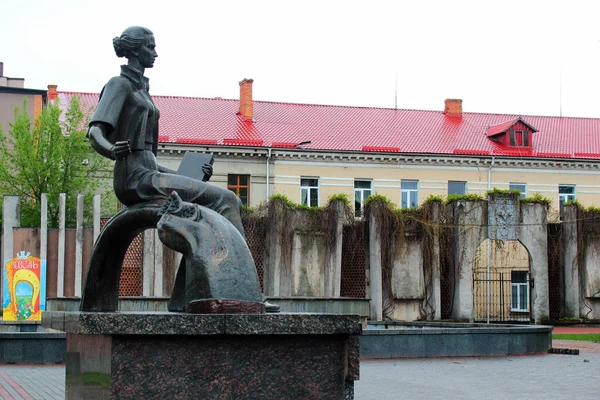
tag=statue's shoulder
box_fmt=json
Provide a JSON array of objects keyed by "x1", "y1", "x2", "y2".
[{"x1": 100, "y1": 75, "x2": 134, "y2": 98}]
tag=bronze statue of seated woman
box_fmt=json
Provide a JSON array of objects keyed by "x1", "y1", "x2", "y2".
[{"x1": 80, "y1": 26, "x2": 264, "y2": 314}]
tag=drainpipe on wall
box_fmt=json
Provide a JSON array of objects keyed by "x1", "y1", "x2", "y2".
[
  {"x1": 266, "y1": 148, "x2": 272, "y2": 200},
  {"x1": 486, "y1": 156, "x2": 495, "y2": 324}
]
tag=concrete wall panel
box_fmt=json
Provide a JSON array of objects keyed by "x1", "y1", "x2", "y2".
[
  {"x1": 291, "y1": 232, "x2": 326, "y2": 296},
  {"x1": 391, "y1": 240, "x2": 424, "y2": 300}
]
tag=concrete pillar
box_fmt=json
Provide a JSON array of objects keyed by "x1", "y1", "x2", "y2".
[
  {"x1": 40, "y1": 194, "x2": 48, "y2": 304},
  {"x1": 57, "y1": 193, "x2": 66, "y2": 297},
  {"x1": 432, "y1": 202, "x2": 442, "y2": 320},
  {"x1": 2, "y1": 196, "x2": 20, "y2": 310},
  {"x1": 74, "y1": 194, "x2": 84, "y2": 297},
  {"x1": 143, "y1": 230, "x2": 155, "y2": 297},
  {"x1": 277, "y1": 209, "x2": 295, "y2": 298},
  {"x1": 519, "y1": 203, "x2": 550, "y2": 324},
  {"x1": 153, "y1": 230, "x2": 164, "y2": 297},
  {"x1": 264, "y1": 201, "x2": 284, "y2": 297},
  {"x1": 452, "y1": 200, "x2": 486, "y2": 322},
  {"x1": 93, "y1": 194, "x2": 101, "y2": 245},
  {"x1": 325, "y1": 200, "x2": 344, "y2": 297},
  {"x1": 583, "y1": 238, "x2": 600, "y2": 312},
  {"x1": 562, "y1": 205, "x2": 581, "y2": 317},
  {"x1": 369, "y1": 211, "x2": 383, "y2": 321}
]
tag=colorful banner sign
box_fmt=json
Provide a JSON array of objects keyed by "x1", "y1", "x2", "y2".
[{"x1": 2, "y1": 251, "x2": 46, "y2": 321}]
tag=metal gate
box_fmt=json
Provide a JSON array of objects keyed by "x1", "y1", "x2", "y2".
[{"x1": 473, "y1": 272, "x2": 530, "y2": 323}]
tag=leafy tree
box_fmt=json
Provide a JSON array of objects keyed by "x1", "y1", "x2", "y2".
[{"x1": 0, "y1": 96, "x2": 113, "y2": 227}]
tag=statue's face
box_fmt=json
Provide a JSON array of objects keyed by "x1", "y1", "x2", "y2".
[{"x1": 138, "y1": 35, "x2": 158, "y2": 68}]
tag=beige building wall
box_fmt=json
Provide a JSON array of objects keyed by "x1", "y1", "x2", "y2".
[
  {"x1": 157, "y1": 146, "x2": 600, "y2": 214},
  {"x1": 271, "y1": 157, "x2": 600, "y2": 214},
  {"x1": 0, "y1": 92, "x2": 38, "y2": 131}
]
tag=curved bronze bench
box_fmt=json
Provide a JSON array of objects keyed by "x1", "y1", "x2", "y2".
[
  {"x1": 80, "y1": 201, "x2": 166, "y2": 312},
  {"x1": 80, "y1": 194, "x2": 265, "y2": 314}
]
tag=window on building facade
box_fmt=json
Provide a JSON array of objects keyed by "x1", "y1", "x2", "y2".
[
  {"x1": 301, "y1": 177, "x2": 319, "y2": 207},
  {"x1": 509, "y1": 130, "x2": 530, "y2": 147},
  {"x1": 509, "y1": 183, "x2": 527, "y2": 199},
  {"x1": 401, "y1": 180, "x2": 418, "y2": 209},
  {"x1": 448, "y1": 181, "x2": 466, "y2": 196},
  {"x1": 511, "y1": 271, "x2": 529, "y2": 312},
  {"x1": 227, "y1": 174, "x2": 250, "y2": 207},
  {"x1": 354, "y1": 180, "x2": 372, "y2": 217},
  {"x1": 558, "y1": 185, "x2": 576, "y2": 210}
]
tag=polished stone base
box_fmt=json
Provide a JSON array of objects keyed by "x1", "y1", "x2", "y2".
[
  {"x1": 185, "y1": 298, "x2": 265, "y2": 314},
  {"x1": 362, "y1": 321, "x2": 553, "y2": 358},
  {"x1": 0, "y1": 331, "x2": 65, "y2": 364},
  {"x1": 42, "y1": 311, "x2": 360, "y2": 400}
]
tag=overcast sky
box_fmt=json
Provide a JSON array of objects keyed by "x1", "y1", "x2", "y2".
[{"x1": 3, "y1": 0, "x2": 600, "y2": 118}]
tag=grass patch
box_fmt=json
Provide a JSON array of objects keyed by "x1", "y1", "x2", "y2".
[
  {"x1": 66, "y1": 372, "x2": 111, "y2": 388},
  {"x1": 552, "y1": 334, "x2": 600, "y2": 343}
]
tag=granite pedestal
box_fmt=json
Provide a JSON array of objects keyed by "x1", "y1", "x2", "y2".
[{"x1": 42, "y1": 311, "x2": 360, "y2": 399}]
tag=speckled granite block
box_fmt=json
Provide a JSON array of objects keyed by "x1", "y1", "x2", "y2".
[
  {"x1": 347, "y1": 334, "x2": 360, "y2": 380},
  {"x1": 225, "y1": 313, "x2": 362, "y2": 335},
  {"x1": 49, "y1": 311, "x2": 226, "y2": 335},
  {"x1": 112, "y1": 335, "x2": 346, "y2": 399},
  {"x1": 43, "y1": 311, "x2": 361, "y2": 399}
]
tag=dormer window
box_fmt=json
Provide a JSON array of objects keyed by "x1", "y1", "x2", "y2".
[
  {"x1": 509, "y1": 130, "x2": 530, "y2": 147},
  {"x1": 487, "y1": 118, "x2": 537, "y2": 149}
]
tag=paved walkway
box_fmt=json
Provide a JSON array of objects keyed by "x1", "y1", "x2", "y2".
[
  {"x1": 0, "y1": 365, "x2": 64, "y2": 400},
  {"x1": 552, "y1": 326, "x2": 600, "y2": 334},
  {"x1": 0, "y1": 328, "x2": 598, "y2": 400},
  {"x1": 355, "y1": 339, "x2": 600, "y2": 400}
]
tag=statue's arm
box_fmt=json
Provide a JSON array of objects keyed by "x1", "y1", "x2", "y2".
[
  {"x1": 88, "y1": 123, "x2": 131, "y2": 161},
  {"x1": 88, "y1": 78, "x2": 131, "y2": 161},
  {"x1": 158, "y1": 163, "x2": 178, "y2": 174}
]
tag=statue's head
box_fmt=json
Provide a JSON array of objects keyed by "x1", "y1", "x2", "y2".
[{"x1": 113, "y1": 26, "x2": 157, "y2": 69}]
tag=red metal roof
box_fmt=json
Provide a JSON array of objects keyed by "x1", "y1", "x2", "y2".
[{"x1": 59, "y1": 91, "x2": 600, "y2": 160}]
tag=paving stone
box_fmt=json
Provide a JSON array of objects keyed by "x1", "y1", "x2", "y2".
[{"x1": 0, "y1": 339, "x2": 598, "y2": 400}]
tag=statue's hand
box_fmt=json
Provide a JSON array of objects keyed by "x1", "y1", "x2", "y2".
[
  {"x1": 202, "y1": 163, "x2": 213, "y2": 182},
  {"x1": 112, "y1": 140, "x2": 131, "y2": 161}
]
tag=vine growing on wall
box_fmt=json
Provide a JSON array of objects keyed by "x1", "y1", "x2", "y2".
[
  {"x1": 418, "y1": 197, "x2": 442, "y2": 320},
  {"x1": 240, "y1": 188, "x2": 565, "y2": 322},
  {"x1": 241, "y1": 193, "x2": 354, "y2": 294},
  {"x1": 364, "y1": 195, "x2": 401, "y2": 319},
  {"x1": 441, "y1": 194, "x2": 491, "y2": 319},
  {"x1": 364, "y1": 195, "x2": 443, "y2": 320},
  {"x1": 572, "y1": 203, "x2": 600, "y2": 318}
]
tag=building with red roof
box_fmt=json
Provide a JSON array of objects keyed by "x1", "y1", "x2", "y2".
[
  {"x1": 6, "y1": 73, "x2": 600, "y2": 324},
  {"x1": 55, "y1": 79, "x2": 600, "y2": 216}
]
